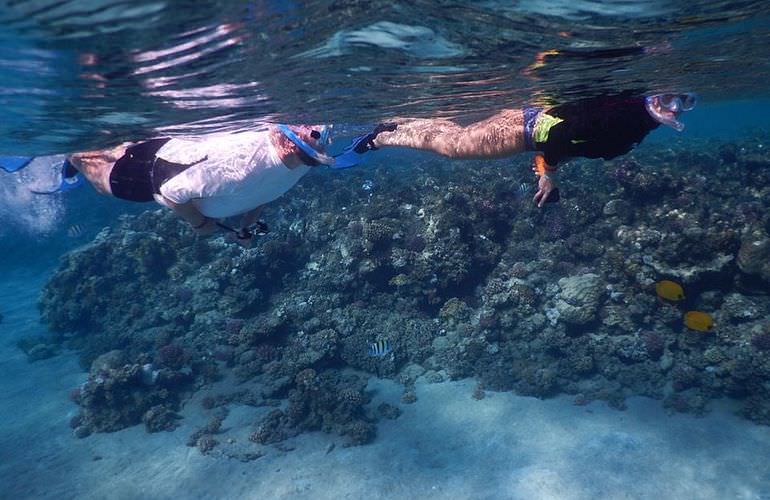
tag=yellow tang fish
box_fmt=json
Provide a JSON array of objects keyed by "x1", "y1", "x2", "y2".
[
  {"x1": 655, "y1": 280, "x2": 685, "y2": 301},
  {"x1": 684, "y1": 311, "x2": 714, "y2": 332}
]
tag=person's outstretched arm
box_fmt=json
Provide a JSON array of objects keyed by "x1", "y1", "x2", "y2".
[{"x1": 372, "y1": 109, "x2": 528, "y2": 159}]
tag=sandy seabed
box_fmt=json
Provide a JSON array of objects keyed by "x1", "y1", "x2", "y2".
[{"x1": 2, "y1": 269, "x2": 769, "y2": 500}]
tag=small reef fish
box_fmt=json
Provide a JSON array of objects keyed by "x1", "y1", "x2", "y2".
[
  {"x1": 516, "y1": 182, "x2": 530, "y2": 197},
  {"x1": 684, "y1": 311, "x2": 714, "y2": 332},
  {"x1": 655, "y1": 280, "x2": 685, "y2": 301},
  {"x1": 367, "y1": 339, "x2": 392, "y2": 357},
  {"x1": 67, "y1": 224, "x2": 84, "y2": 238}
]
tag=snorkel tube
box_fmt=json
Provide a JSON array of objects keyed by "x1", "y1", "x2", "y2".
[
  {"x1": 645, "y1": 93, "x2": 697, "y2": 131},
  {"x1": 277, "y1": 124, "x2": 335, "y2": 166}
]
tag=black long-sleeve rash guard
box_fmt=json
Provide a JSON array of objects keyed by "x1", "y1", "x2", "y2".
[{"x1": 535, "y1": 95, "x2": 660, "y2": 167}]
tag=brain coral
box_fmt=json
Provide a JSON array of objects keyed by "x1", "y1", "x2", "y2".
[
  {"x1": 554, "y1": 273, "x2": 604, "y2": 324},
  {"x1": 737, "y1": 232, "x2": 770, "y2": 283}
]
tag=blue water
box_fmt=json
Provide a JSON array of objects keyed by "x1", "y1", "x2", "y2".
[
  {"x1": 1, "y1": 0, "x2": 769, "y2": 154},
  {"x1": 2, "y1": 1, "x2": 770, "y2": 499}
]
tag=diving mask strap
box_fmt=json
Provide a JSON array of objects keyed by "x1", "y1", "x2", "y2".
[{"x1": 277, "y1": 124, "x2": 334, "y2": 166}]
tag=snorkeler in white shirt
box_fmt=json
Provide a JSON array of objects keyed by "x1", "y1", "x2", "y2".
[{"x1": 55, "y1": 124, "x2": 333, "y2": 245}]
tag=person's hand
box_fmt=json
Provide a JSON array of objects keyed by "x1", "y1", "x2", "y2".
[
  {"x1": 355, "y1": 122, "x2": 398, "y2": 152},
  {"x1": 222, "y1": 222, "x2": 267, "y2": 248},
  {"x1": 225, "y1": 230, "x2": 253, "y2": 248},
  {"x1": 531, "y1": 154, "x2": 559, "y2": 207},
  {"x1": 533, "y1": 174, "x2": 556, "y2": 208},
  {"x1": 192, "y1": 218, "x2": 218, "y2": 236}
]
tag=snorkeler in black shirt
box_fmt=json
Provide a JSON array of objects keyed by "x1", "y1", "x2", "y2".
[
  {"x1": 336, "y1": 93, "x2": 696, "y2": 207},
  {"x1": 535, "y1": 95, "x2": 664, "y2": 167}
]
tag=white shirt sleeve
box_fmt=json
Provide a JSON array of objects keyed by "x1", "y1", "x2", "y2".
[{"x1": 158, "y1": 168, "x2": 206, "y2": 204}]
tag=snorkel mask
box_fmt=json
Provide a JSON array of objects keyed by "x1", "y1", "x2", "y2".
[
  {"x1": 277, "y1": 124, "x2": 335, "y2": 166},
  {"x1": 645, "y1": 93, "x2": 697, "y2": 131}
]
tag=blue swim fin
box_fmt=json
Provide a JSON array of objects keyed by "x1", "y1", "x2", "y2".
[
  {"x1": 30, "y1": 158, "x2": 84, "y2": 195},
  {"x1": 331, "y1": 123, "x2": 397, "y2": 169},
  {"x1": 332, "y1": 134, "x2": 374, "y2": 169},
  {"x1": 0, "y1": 156, "x2": 34, "y2": 173}
]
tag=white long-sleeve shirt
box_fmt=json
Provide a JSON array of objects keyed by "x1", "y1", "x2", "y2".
[{"x1": 156, "y1": 130, "x2": 309, "y2": 218}]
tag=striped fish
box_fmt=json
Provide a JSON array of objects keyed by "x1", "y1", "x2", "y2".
[
  {"x1": 67, "y1": 224, "x2": 84, "y2": 238},
  {"x1": 516, "y1": 182, "x2": 530, "y2": 197},
  {"x1": 367, "y1": 339, "x2": 392, "y2": 357}
]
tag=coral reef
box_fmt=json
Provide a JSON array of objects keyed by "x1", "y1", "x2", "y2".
[
  {"x1": 553, "y1": 273, "x2": 604, "y2": 325},
  {"x1": 188, "y1": 413, "x2": 226, "y2": 455},
  {"x1": 737, "y1": 231, "x2": 770, "y2": 283},
  {"x1": 250, "y1": 369, "x2": 375, "y2": 447},
  {"x1": 37, "y1": 133, "x2": 770, "y2": 446},
  {"x1": 68, "y1": 350, "x2": 192, "y2": 437}
]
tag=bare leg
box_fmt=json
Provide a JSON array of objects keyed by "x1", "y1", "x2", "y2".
[
  {"x1": 68, "y1": 143, "x2": 132, "y2": 195},
  {"x1": 373, "y1": 109, "x2": 527, "y2": 159}
]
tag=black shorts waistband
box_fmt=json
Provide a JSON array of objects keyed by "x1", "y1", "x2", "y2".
[
  {"x1": 109, "y1": 138, "x2": 171, "y2": 202},
  {"x1": 523, "y1": 107, "x2": 542, "y2": 151}
]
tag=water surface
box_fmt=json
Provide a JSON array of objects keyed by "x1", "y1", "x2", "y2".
[{"x1": 1, "y1": 0, "x2": 768, "y2": 153}]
